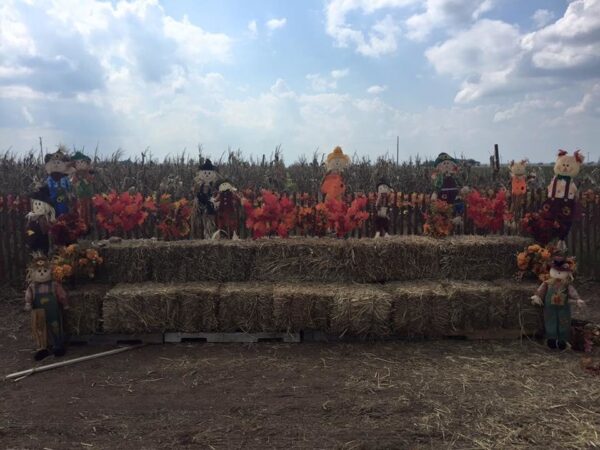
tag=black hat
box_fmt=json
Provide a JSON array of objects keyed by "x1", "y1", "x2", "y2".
[
  {"x1": 376, "y1": 179, "x2": 391, "y2": 190},
  {"x1": 30, "y1": 186, "x2": 52, "y2": 205},
  {"x1": 199, "y1": 159, "x2": 216, "y2": 171},
  {"x1": 551, "y1": 252, "x2": 574, "y2": 273}
]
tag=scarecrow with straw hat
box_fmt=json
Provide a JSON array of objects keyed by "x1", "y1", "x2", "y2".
[
  {"x1": 70, "y1": 151, "x2": 95, "y2": 228},
  {"x1": 374, "y1": 179, "x2": 393, "y2": 238},
  {"x1": 321, "y1": 146, "x2": 350, "y2": 201},
  {"x1": 213, "y1": 180, "x2": 241, "y2": 239},
  {"x1": 531, "y1": 252, "x2": 586, "y2": 350},
  {"x1": 24, "y1": 253, "x2": 69, "y2": 361}
]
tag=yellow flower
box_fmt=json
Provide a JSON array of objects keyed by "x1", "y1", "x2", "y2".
[{"x1": 66, "y1": 244, "x2": 78, "y2": 255}]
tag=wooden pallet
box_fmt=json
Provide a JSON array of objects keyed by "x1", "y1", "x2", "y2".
[
  {"x1": 68, "y1": 333, "x2": 164, "y2": 346},
  {"x1": 163, "y1": 332, "x2": 301, "y2": 344}
]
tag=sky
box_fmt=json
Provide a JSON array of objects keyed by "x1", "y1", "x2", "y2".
[{"x1": 1, "y1": 0, "x2": 599, "y2": 164}]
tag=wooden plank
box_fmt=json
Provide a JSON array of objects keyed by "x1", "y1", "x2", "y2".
[{"x1": 163, "y1": 332, "x2": 301, "y2": 344}]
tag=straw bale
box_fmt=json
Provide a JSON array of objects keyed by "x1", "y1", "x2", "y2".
[
  {"x1": 272, "y1": 283, "x2": 338, "y2": 332},
  {"x1": 445, "y1": 281, "x2": 499, "y2": 332},
  {"x1": 218, "y1": 283, "x2": 275, "y2": 332},
  {"x1": 98, "y1": 243, "x2": 150, "y2": 283},
  {"x1": 103, "y1": 282, "x2": 183, "y2": 333},
  {"x1": 385, "y1": 282, "x2": 448, "y2": 338},
  {"x1": 349, "y1": 236, "x2": 442, "y2": 282},
  {"x1": 330, "y1": 284, "x2": 392, "y2": 338},
  {"x1": 252, "y1": 238, "x2": 352, "y2": 282},
  {"x1": 64, "y1": 284, "x2": 108, "y2": 335},
  {"x1": 175, "y1": 283, "x2": 220, "y2": 332},
  {"x1": 439, "y1": 236, "x2": 531, "y2": 281},
  {"x1": 493, "y1": 280, "x2": 543, "y2": 334}
]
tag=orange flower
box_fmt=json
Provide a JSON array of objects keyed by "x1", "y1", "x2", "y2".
[
  {"x1": 79, "y1": 258, "x2": 89, "y2": 266},
  {"x1": 528, "y1": 244, "x2": 541, "y2": 253},
  {"x1": 62, "y1": 264, "x2": 73, "y2": 277}
]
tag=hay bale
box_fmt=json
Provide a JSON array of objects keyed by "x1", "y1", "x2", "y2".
[
  {"x1": 445, "y1": 281, "x2": 499, "y2": 332},
  {"x1": 493, "y1": 280, "x2": 543, "y2": 334},
  {"x1": 175, "y1": 283, "x2": 220, "y2": 332},
  {"x1": 252, "y1": 238, "x2": 353, "y2": 282},
  {"x1": 103, "y1": 282, "x2": 183, "y2": 333},
  {"x1": 385, "y1": 282, "x2": 448, "y2": 338},
  {"x1": 218, "y1": 283, "x2": 275, "y2": 332},
  {"x1": 64, "y1": 284, "x2": 108, "y2": 335},
  {"x1": 350, "y1": 236, "x2": 442, "y2": 283},
  {"x1": 148, "y1": 240, "x2": 255, "y2": 283},
  {"x1": 98, "y1": 242, "x2": 150, "y2": 283},
  {"x1": 272, "y1": 283, "x2": 338, "y2": 332},
  {"x1": 330, "y1": 285, "x2": 392, "y2": 338},
  {"x1": 439, "y1": 236, "x2": 531, "y2": 281}
]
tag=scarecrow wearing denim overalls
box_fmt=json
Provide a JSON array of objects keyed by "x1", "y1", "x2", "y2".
[
  {"x1": 44, "y1": 149, "x2": 73, "y2": 217},
  {"x1": 24, "y1": 255, "x2": 69, "y2": 361},
  {"x1": 531, "y1": 253, "x2": 585, "y2": 350}
]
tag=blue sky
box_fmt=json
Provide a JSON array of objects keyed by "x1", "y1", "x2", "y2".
[{"x1": 1, "y1": 0, "x2": 599, "y2": 163}]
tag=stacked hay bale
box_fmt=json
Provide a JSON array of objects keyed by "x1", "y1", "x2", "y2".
[{"x1": 77, "y1": 235, "x2": 542, "y2": 339}]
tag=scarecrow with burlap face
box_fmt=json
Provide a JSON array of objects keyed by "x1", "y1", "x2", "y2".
[
  {"x1": 321, "y1": 146, "x2": 350, "y2": 201},
  {"x1": 214, "y1": 180, "x2": 241, "y2": 239},
  {"x1": 70, "y1": 151, "x2": 95, "y2": 228},
  {"x1": 531, "y1": 252, "x2": 585, "y2": 351},
  {"x1": 44, "y1": 148, "x2": 73, "y2": 217},
  {"x1": 191, "y1": 159, "x2": 219, "y2": 239},
  {"x1": 24, "y1": 254, "x2": 69, "y2": 361},
  {"x1": 431, "y1": 152, "x2": 460, "y2": 204},
  {"x1": 26, "y1": 186, "x2": 56, "y2": 255}
]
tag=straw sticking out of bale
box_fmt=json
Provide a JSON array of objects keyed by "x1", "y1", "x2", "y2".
[
  {"x1": 217, "y1": 283, "x2": 274, "y2": 332},
  {"x1": 273, "y1": 283, "x2": 337, "y2": 332},
  {"x1": 64, "y1": 285, "x2": 108, "y2": 335},
  {"x1": 176, "y1": 283, "x2": 220, "y2": 332},
  {"x1": 330, "y1": 285, "x2": 392, "y2": 338},
  {"x1": 493, "y1": 280, "x2": 543, "y2": 334}
]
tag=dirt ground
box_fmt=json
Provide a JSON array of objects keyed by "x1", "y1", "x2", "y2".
[{"x1": 1, "y1": 284, "x2": 600, "y2": 450}]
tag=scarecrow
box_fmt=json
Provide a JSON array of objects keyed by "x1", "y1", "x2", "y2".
[
  {"x1": 45, "y1": 149, "x2": 73, "y2": 217},
  {"x1": 541, "y1": 150, "x2": 584, "y2": 248},
  {"x1": 431, "y1": 152, "x2": 460, "y2": 204},
  {"x1": 531, "y1": 253, "x2": 585, "y2": 350},
  {"x1": 321, "y1": 146, "x2": 350, "y2": 201},
  {"x1": 24, "y1": 254, "x2": 69, "y2": 360},
  {"x1": 70, "y1": 151, "x2": 95, "y2": 228},
  {"x1": 191, "y1": 159, "x2": 219, "y2": 239},
  {"x1": 214, "y1": 180, "x2": 241, "y2": 239},
  {"x1": 374, "y1": 179, "x2": 393, "y2": 238},
  {"x1": 509, "y1": 159, "x2": 528, "y2": 217},
  {"x1": 25, "y1": 186, "x2": 56, "y2": 255}
]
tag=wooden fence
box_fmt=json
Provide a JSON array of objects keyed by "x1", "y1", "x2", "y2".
[{"x1": 1, "y1": 189, "x2": 599, "y2": 286}]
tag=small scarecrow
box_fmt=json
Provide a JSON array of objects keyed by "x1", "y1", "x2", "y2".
[
  {"x1": 24, "y1": 254, "x2": 69, "y2": 360},
  {"x1": 214, "y1": 180, "x2": 241, "y2": 239},
  {"x1": 374, "y1": 179, "x2": 393, "y2": 238},
  {"x1": 25, "y1": 186, "x2": 56, "y2": 255},
  {"x1": 431, "y1": 152, "x2": 460, "y2": 204},
  {"x1": 191, "y1": 159, "x2": 219, "y2": 239},
  {"x1": 531, "y1": 253, "x2": 585, "y2": 351},
  {"x1": 321, "y1": 146, "x2": 350, "y2": 201},
  {"x1": 541, "y1": 150, "x2": 584, "y2": 248},
  {"x1": 45, "y1": 148, "x2": 73, "y2": 217},
  {"x1": 509, "y1": 159, "x2": 528, "y2": 217},
  {"x1": 70, "y1": 151, "x2": 95, "y2": 228}
]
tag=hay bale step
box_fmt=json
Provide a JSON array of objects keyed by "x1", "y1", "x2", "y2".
[
  {"x1": 97, "y1": 236, "x2": 531, "y2": 284},
  {"x1": 99, "y1": 280, "x2": 542, "y2": 338}
]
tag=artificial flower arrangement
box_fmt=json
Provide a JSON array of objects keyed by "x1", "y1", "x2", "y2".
[
  {"x1": 92, "y1": 190, "x2": 156, "y2": 235},
  {"x1": 155, "y1": 194, "x2": 192, "y2": 240},
  {"x1": 423, "y1": 199, "x2": 453, "y2": 238},
  {"x1": 520, "y1": 212, "x2": 557, "y2": 246},
  {"x1": 49, "y1": 212, "x2": 89, "y2": 246},
  {"x1": 515, "y1": 243, "x2": 559, "y2": 282},
  {"x1": 317, "y1": 196, "x2": 369, "y2": 238},
  {"x1": 465, "y1": 189, "x2": 512, "y2": 233},
  {"x1": 243, "y1": 190, "x2": 297, "y2": 238},
  {"x1": 52, "y1": 243, "x2": 104, "y2": 283}
]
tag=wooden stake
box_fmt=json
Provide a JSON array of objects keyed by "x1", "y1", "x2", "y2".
[{"x1": 5, "y1": 345, "x2": 143, "y2": 381}]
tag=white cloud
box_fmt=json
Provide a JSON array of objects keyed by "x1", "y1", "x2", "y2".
[
  {"x1": 493, "y1": 96, "x2": 563, "y2": 123},
  {"x1": 325, "y1": 0, "x2": 413, "y2": 57},
  {"x1": 532, "y1": 9, "x2": 555, "y2": 29},
  {"x1": 248, "y1": 20, "x2": 258, "y2": 37},
  {"x1": 426, "y1": 0, "x2": 600, "y2": 104},
  {"x1": 306, "y1": 73, "x2": 337, "y2": 92},
  {"x1": 367, "y1": 85, "x2": 387, "y2": 94},
  {"x1": 566, "y1": 83, "x2": 600, "y2": 116},
  {"x1": 21, "y1": 106, "x2": 34, "y2": 124},
  {"x1": 406, "y1": 0, "x2": 494, "y2": 41},
  {"x1": 331, "y1": 68, "x2": 349, "y2": 79},
  {"x1": 266, "y1": 18, "x2": 287, "y2": 31}
]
